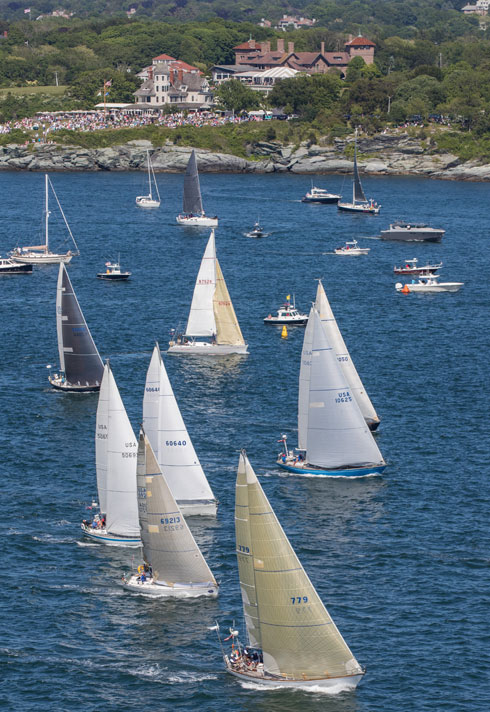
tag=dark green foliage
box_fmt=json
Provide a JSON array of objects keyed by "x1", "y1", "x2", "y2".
[{"x1": 214, "y1": 79, "x2": 261, "y2": 112}]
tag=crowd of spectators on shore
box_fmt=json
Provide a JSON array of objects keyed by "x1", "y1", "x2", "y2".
[{"x1": 0, "y1": 109, "x2": 252, "y2": 137}]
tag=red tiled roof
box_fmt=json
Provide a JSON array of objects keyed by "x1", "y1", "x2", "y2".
[
  {"x1": 323, "y1": 52, "x2": 350, "y2": 64},
  {"x1": 234, "y1": 41, "x2": 260, "y2": 51},
  {"x1": 345, "y1": 36, "x2": 376, "y2": 47},
  {"x1": 153, "y1": 53, "x2": 176, "y2": 60},
  {"x1": 170, "y1": 60, "x2": 201, "y2": 73}
]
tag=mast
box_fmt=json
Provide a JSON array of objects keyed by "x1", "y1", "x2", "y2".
[
  {"x1": 147, "y1": 150, "x2": 152, "y2": 199},
  {"x1": 44, "y1": 174, "x2": 50, "y2": 253}
]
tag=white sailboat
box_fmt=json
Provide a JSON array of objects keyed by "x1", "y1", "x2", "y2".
[
  {"x1": 122, "y1": 430, "x2": 219, "y2": 598},
  {"x1": 143, "y1": 343, "x2": 217, "y2": 516},
  {"x1": 136, "y1": 150, "x2": 161, "y2": 208},
  {"x1": 313, "y1": 280, "x2": 380, "y2": 430},
  {"x1": 10, "y1": 174, "x2": 79, "y2": 264},
  {"x1": 278, "y1": 307, "x2": 386, "y2": 477},
  {"x1": 168, "y1": 229, "x2": 248, "y2": 355},
  {"x1": 176, "y1": 150, "x2": 218, "y2": 227},
  {"x1": 222, "y1": 451, "x2": 365, "y2": 690},
  {"x1": 49, "y1": 263, "x2": 104, "y2": 391},
  {"x1": 337, "y1": 129, "x2": 380, "y2": 215},
  {"x1": 81, "y1": 362, "x2": 141, "y2": 546}
]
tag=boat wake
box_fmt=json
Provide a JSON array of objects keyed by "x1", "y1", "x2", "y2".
[
  {"x1": 237, "y1": 680, "x2": 354, "y2": 694},
  {"x1": 167, "y1": 672, "x2": 218, "y2": 684}
]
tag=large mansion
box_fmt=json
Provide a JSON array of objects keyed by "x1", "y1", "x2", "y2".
[{"x1": 134, "y1": 53, "x2": 213, "y2": 109}]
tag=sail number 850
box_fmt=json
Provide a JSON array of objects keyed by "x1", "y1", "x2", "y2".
[{"x1": 291, "y1": 596, "x2": 308, "y2": 604}]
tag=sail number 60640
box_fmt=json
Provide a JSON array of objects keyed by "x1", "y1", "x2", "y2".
[{"x1": 165, "y1": 440, "x2": 187, "y2": 446}]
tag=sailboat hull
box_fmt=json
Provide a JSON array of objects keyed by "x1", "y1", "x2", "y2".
[
  {"x1": 136, "y1": 196, "x2": 160, "y2": 208},
  {"x1": 12, "y1": 252, "x2": 73, "y2": 264},
  {"x1": 179, "y1": 500, "x2": 218, "y2": 517},
  {"x1": 176, "y1": 214, "x2": 218, "y2": 227},
  {"x1": 122, "y1": 575, "x2": 218, "y2": 598},
  {"x1": 81, "y1": 524, "x2": 141, "y2": 547},
  {"x1": 226, "y1": 663, "x2": 364, "y2": 690},
  {"x1": 49, "y1": 375, "x2": 100, "y2": 392},
  {"x1": 168, "y1": 341, "x2": 248, "y2": 356},
  {"x1": 277, "y1": 459, "x2": 386, "y2": 477},
  {"x1": 337, "y1": 202, "x2": 380, "y2": 214}
]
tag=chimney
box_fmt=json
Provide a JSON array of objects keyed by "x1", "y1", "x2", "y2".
[
  {"x1": 261, "y1": 40, "x2": 271, "y2": 53},
  {"x1": 277, "y1": 38, "x2": 285, "y2": 53},
  {"x1": 288, "y1": 41, "x2": 294, "y2": 53},
  {"x1": 321, "y1": 41, "x2": 325, "y2": 55},
  {"x1": 178, "y1": 68, "x2": 183, "y2": 82},
  {"x1": 170, "y1": 68, "x2": 174, "y2": 84},
  {"x1": 148, "y1": 66, "x2": 153, "y2": 80}
]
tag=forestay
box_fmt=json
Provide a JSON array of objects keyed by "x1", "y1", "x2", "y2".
[
  {"x1": 142, "y1": 344, "x2": 216, "y2": 509},
  {"x1": 182, "y1": 150, "x2": 203, "y2": 215},
  {"x1": 185, "y1": 230, "x2": 217, "y2": 337},
  {"x1": 136, "y1": 432, "x2": 216, "y2": 587},
  {"x1": 213, "y1": 260, "x2": 245, "y2": 346},
  {"x1": 237, "y1": 451, "x2": 363, "y2": 679},
  {"x1": 56, "y1": 263, "x2": 104, "y2": 387},
  {"x1": 306, "y1": 309, "x2": 384, "y2": 469}
]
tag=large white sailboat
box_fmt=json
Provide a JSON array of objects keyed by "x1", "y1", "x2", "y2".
[
  {"x1": 49, "y1": 263, "x2": 104, "y2": 392},
  {"x1": 143, "y1": 343, "x2": 217, "y2": 516},
  {"x1": 10, "y1": 174, "x2": 79, "y2": 264},
  {"x1": 81, "y1": 362, "x2": 141, "y2": 546},
  {"x1": 278, "y1": 307, "x2": 386, "y2": 477},
  {"x1": 176, "y1": 150, "x2": 218, "y2": 227},
  {"x1": 222, "y1": 451, "x2": 365, "y2": 690},
  {"x1": 168, "y1": 229, "x2": 248, "y2": 355},
  {"x1": 314, "y1": 280, "x2": 380, "y2": 431},
  {"x1": 136, "y1": 150, "x2": 161, "y2": 208},
  {"x1": 122, "y1": 431, "x2": 219, "y2": 598}
]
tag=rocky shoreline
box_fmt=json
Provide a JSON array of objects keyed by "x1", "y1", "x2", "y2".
[{"x1": 1, "y1": 133, "x2": 489, "y2": 181}]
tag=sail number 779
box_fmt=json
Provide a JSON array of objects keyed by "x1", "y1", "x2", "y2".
[{"x1": 291, "y1": 596, "x2": 308, "y2": 604}]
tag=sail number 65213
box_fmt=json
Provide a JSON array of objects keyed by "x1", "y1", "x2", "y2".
[{"x1": 291, "y1": 596, "x2": 308, "y2": 604}]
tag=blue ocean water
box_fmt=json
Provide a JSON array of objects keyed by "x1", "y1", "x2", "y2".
[{"x1": 1, "y1": 169, "x2": 489, "y2": 712}]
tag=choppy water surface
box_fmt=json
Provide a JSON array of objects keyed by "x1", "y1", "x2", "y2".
[{"x1": 1, "y1": 170, "x2": 489, "y2": 711}]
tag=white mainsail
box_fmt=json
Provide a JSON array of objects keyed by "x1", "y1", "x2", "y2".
[
  {"x1": 137, "y1": 431, "x2": 217, "y2": 587},
  {"x1": 236, "y1": 451, "x2": 363, "y2": 680},
  {"x1": 315, "y1": 280, "x2": 379, "y2": 427},
  {"x1": 143, "y1": 344, "x2": 217, "y2": 514},
  {"x1": 96, "y1": 362, "x2": 139, "y2": 537},
  {"x1": 306, "y1": 309, "x2": 384, "y2": 469},
  {"x1": 185, "y1": 230, "x2": 217, "y2": 337}
]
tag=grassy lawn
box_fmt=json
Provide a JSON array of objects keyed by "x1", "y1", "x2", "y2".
[{"x1": 0, "y1": 85, "x2": 68, "y2": 98}]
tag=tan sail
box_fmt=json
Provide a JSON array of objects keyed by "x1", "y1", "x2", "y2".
[
  {"x1": 213, "y1": 259, "x2": 245, "y2": 345},
  {"x1": 238, "y1": 451, "x2": 363, "y2": 680},
  {"x1": 235, "y1": 454, "x2": 261, "y2": 649}
]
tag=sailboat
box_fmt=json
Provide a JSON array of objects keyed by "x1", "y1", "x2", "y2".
[
  {"x1": 168, "y1": 229, "x2": 248, "y2": 355},
  {"x1": 314, "y1": 280, "x2": 380, "y2": 430},
  {"x1": 48, "y1": 263, "x2": 104, "y2": 391},
  {"x1": 176, "y1": 150, "x2": 218, "y2": 227},
  {"x1": 122, "y1": 430, "x2": 219, "y2": 598},
  {"x1": 278, "y1": 307, "x2": 386, "y2": 476},
  {"x1": 143, "y1": 343, "x2": 217, "y2": 516},
  {"x1": 10, "y1": 174, "x2": 79, "y2": 264},
  {"x1": 337, "y1": 130, "x2": 380, "y2": 214},
  {"x1": 81, "y1": 361, "x2": 141, "y2": 546},
  {"x1": 221, "y1": 450, "x2": 365, "y2": 689},
  {"x1": 136, "y1": 150, "x2": 161, "y2": 208}
]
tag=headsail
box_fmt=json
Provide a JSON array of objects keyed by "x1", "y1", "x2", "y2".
[
  {"x1": 136, "y1": 431, "x2": 216, "y2": 587},
  {"x1": 142, "y1": 344, "x2": 216, "y2": 511},
  {"x1": 56, "y1": 263, "x2": 104, "y2": 388},
  {"x1": 185, "y1": 230, "x2": 217, "y2": 337},
  {"x1": 352, "y1": 130, "x2": 366, "y2": 204},
  {"x1": 213, "y1": 259, "x2": 245, "y2": 346},
  {"x1": 307, "y1": 309, "x2": 383, "y2": 469},
  {"x1": 182, "y1": 150, "x2": 203, "y2": 215},
  {"x1": 298, "y1": 306, "x2": 314, "y2": 451},
  {"x1": 237, "y1": 451, "x2": 363, "y2": 679},
  {"x1": 315, "y1": 281, "x2": 379, "y2": 427},
  {"x1": 95, "y1": 364, "x2": 109, "y2": 515}
]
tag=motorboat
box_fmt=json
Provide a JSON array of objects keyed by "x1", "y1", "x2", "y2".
[
  {"x1": 396, "y1": 277, "x2": 463, "y2": 293},
  {"x1": 247, "y1": 220, "x2": 265, "y2": 238},
  {"x1": 97, "y1": 259, "x2": 131, "y2": 281},
  {"x1": 301, "y1": 184, "x2": 340, "y2": 204},
  {"x1": 337, "y1": 129, "x2": 381, "y2": 214},
  {"x1": 263, "y1": 295, "x2": 308, "y2": 325},
  {"x1": 0, "y1": 256, "x2": 33, "y2": 274},
  {"x1": 334, "y1": 239, "x2": 370, "y2": 255},
  {"x1": 394, "y1": 258, "x2": 442, "y2": 275},
  {"x1": 136, "y1": 150, "x2": 161, "y2": 208},
  {"x1": 381, "y1": 222, "x2": 445, "y2": 242},
  {"x1": 176, "y1": 150, "x2": 218, "y2": 227}
]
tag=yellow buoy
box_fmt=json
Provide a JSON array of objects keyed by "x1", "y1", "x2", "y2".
[{"x1": 281, "y1": 325, "x2": 288, "y2": 339}]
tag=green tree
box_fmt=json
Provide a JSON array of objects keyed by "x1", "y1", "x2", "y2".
[{"x1": 214, "y1": 79, "x2": 261, "y2": 112}]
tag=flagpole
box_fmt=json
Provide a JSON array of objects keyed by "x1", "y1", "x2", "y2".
[{"x1": 104, "y1": 80, "x2": 106, "y2": 117}]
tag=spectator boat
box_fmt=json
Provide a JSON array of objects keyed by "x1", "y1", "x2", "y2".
[
  {"x1": 381, "y1": 222, "x2": 445, "y2": 242},
  {"x1": 334, "y1": 239, "x2": 370, "y2": 255},
  {"x1": 263, "y1": 295, "x2": 308, "y2": 325},
  {"x1": 136, "y1": 150, "x2": 161, "y2": 208},
  {"x1": 247, "y1": 219, "x2": 265, "y2": 238},
  {"x1": 0, "y1": 256, "x2": 33, "y2": 274},
  {"x1": 337, "y1": 130, "x2": 381, "y2": 215},
  {"x1": 396, "y1": 276, "x2": 463, "y2": 293},
  {"x1": 97, "y1": 258, "x2": 131, "y2": 281},
  {"x1": 394, "y1": 258, "x2": 442, "y2": 275},
  {"x1": 176, "y1": 150, "x2": 218, "y2": 227},
  {"x1": 301, "y1": 184, "x2": 341, "y2": 204}
]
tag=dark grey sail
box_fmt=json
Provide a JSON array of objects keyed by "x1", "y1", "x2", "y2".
[
  {"x1": 55, "y1": 263, "x2": 104, "y2": 389},
  {"x1": 353, "y1": 140, "x2": 366, "y2": 204},
  {"x1": 182, "y1": 150, "x2": 203, "y2": 215}
]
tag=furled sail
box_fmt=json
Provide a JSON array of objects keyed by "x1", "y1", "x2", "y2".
[
  {"x1": 237, "y1": 451, "x2": 363, "y2": 679},
  {"x1": 136, "y1": 431, "x2": 217, "y2": 587},
  {"x1": 104, "y1": 362, "x2": 139, "y2": 537},
  {"x1": 142, "y1": 344, "x2": 216, "y2": 512},
  {"x1": 56, "y1": 263, "x2": 104, "y2": 387},
  {"x1": 213, "y1": 260, "x2": 245, "y2": 346},
  {"x1": 352, "y1": 131, "x2": 366, "y2": 204},
  {"x1": 306, "y1": 309, "x2": 384, "y2": 469},
  {"x1": 315, "y1": 281, "x2": 379, "y2": 428},
  {"x1": 182, "y1": 150, "x2": 203, "y2": 215},
  {"x1": 185, "y1": 230, "x2": 217, "y2": 337},
  {"x1": 95, "y1": 364, "x2": 109, "y2": 516}
]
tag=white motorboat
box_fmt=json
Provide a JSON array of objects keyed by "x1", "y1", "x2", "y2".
[
  {"x1": 81, "y1": 362, "x2": 141, "y2": 547},
  {"x1": 220, "y1": 451, "x2": 365, "y2": 690},
  {"x1": 263, "y1": 295, "x2": 308, "y2": 325},
  {"x1": 136, "y1": 150, "x2": 161, "y2": 208},
  {"x1": 396, "y1": 276, "x2": 463, "y2": 293},
  {"x1": 121, "y1": 431, "x2": 218, "y2": 599},
  {"x1": 246, "y1": 220, "x2": 265, "y2": 238},
  {"x1": 394, "y1": 258, "x2": 442, "y2": 275},
  {"x1": 10, "y1": 174, "x2": 79, "y2": 264},
  {"x1": 0, "y1": 256, "x2": 33, "y2": 274},
  {"x1": 337, "y1": 129, "x2": 380, "y2": 215},
  {"x1": 176, "y1": 150, "x2": 218, "y2": 227},
  {"x1": 301, "y1": 184, "x2": 340, "y2": 204},
  {"x1": 334, "y1": 239, "x2": 370, "y2": 255},
  {"x1": 381, "y1": 222, "x2": 444, "y2": 242},
  {"x1": 97, "y1": 259, "x2": 131, "y2": 281},
  {"x1": 168, "y1": 229, "x2": 248, "y2": 355}
]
